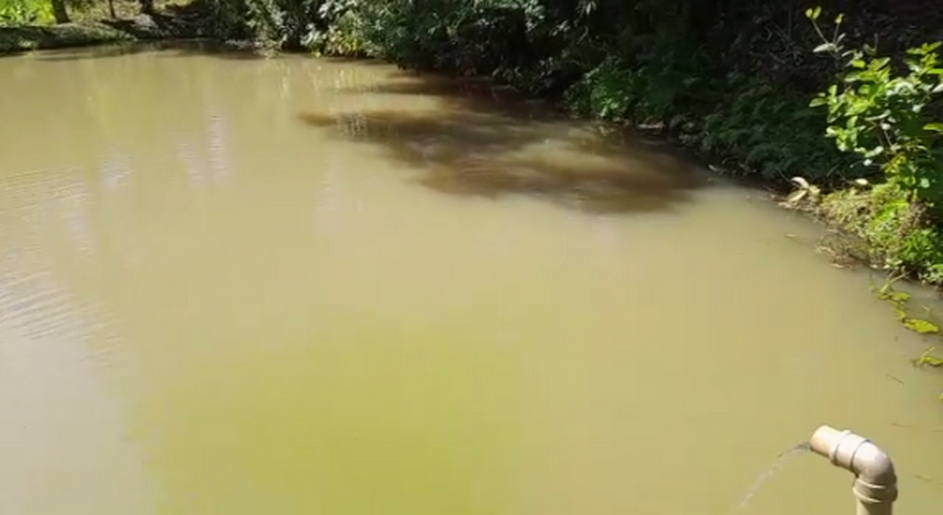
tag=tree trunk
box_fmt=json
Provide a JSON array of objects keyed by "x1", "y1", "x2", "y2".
[
  {"x1": 51, "y1": 0, "x2": 70, "y2": 23},
  {"x1": 108, "y1": 0, "x2": 116, "y2": 18}
]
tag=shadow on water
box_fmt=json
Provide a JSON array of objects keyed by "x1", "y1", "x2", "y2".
[
  {"x1": 29, "y1": 39, "x2": 270, "y2": 62},
  {"x1": 298, "y1": 76, "x2": 707, "y2": 214},
  {"x1": 320, "y1": 55, "x2": 390, "y2": 66},
  {"x1": 338, "y1": 73, "x2": 557, "y2": 117}
]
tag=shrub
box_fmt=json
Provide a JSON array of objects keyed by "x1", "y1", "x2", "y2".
[
  {"x1": 563, "y1": 57, "x2": 638, "y2": 119},
  {"x1": 808, "y1": 8, "x2": 943, "y2": 211},
  {"x1": 355, "y1": 0, "x2": 529, "y2": 75},
  {"x1": 566, "y1": 62, "x2": 850, "y2": 183},
  {"x1": 702, "y1": 77, "x2": 851, "y2": 181},
  {"x1": 316, "y1": 9, "x2": 366, "y2": 55}
]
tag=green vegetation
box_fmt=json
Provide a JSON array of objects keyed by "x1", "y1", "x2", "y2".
[
  {"x1": 915, "y1": 347, "x2": 943, "y2": 368},
  {"x1": 800, "y1": 8, "x2": 943, "y2": 286},
  {"x1": 1, "y1": 0, "x2": 54, "y2": 25},
  {"x1": 1, "y1": 0, "x2": 120, "y2": 25},
  {"x1": 875, "y1": 281, "x2": 941, "y2": 335}
]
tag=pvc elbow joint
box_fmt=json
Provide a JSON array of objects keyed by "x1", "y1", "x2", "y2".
[{"x1": 810, "y1": 425, "x2": 898, "y2": 507}]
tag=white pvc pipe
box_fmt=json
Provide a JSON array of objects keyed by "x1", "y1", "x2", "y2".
[{"x1": 810, "y1": 425, "x2": 898, "y2": 515}]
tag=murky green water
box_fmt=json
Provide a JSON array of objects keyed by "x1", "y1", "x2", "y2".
[{"x1": 1, "y1": 43, "x2": 942, "y2": 515}]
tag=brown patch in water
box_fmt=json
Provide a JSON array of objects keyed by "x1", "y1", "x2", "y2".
[{"x1": 298, "y1": 102, "x2": 704, "y2": 214}]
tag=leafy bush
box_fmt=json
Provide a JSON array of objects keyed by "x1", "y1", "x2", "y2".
[
  {"x1": 355, "y1": 0, "x2": 529, "y2": 75},
  {"x1": 566, "y1": 61, "x2": 849, "y2": 183},
  {"x1": 563, "y1": 57, "x2": 637, "y2": 119},
  {"x1": 702, "y1": 77, "x2": 850, "y2": 181},
  {"x1": 314, "y1": 10, "x2": 363, "y2": 55},
  {"x1": 798, "y1": 7, "x2": 943, "y2": 283},
  {"x1": 312, "y1": 0, "x2": 366, "y2": 55},
  {"x1": 0, "y1": 0, "x2": 53, "y2": 25},
  {"x1": 207, "y1": 0, "x2": 360, "y2": 50},
  {"x1": 354, "y1": 0, "x2": 454, "y2": 69},
  {"x1": 242, "y1": 0, "x2": 321, "y2": 48},
  {"x1": 808, "y1": 8, "x2": 943, "y2": 210}
]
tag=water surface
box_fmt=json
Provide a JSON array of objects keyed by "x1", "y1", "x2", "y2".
[{"x1": 1, "y1": 43, "x2": 942, "y2": 515}]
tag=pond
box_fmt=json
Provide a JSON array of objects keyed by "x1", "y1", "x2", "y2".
[{"x1": 1, "y1": 42, "x2": 941, "y2": 515}]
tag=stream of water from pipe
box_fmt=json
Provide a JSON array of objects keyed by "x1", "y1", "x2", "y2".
[{"x1": 736, "y1": 442, "x2": 814, "y2": 510}]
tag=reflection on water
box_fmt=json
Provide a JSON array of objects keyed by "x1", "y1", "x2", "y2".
[{"x1": 1, "y1": 45, "x2": 942, "y2": 515}]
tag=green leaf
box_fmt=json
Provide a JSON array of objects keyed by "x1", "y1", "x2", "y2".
[
  {"x1": 904, "y1": 318, "x2": 940, "y2": 334},
  {"x1": 895, "y1": 307, "x2": 908, "y2": 321},
  {"x1": 915, "y1": 347, "x2": 943, "y2": 366},
  {"x1": 877, "y1": 288, "x2": 911, "y2": 303},
  {"x1": 924, "y1": 123, "x2": 943, "y2": 133},
  {"x1": 814, "y1": 43, "x2": 836, "y2": 54},
  {"x1": 889, "y1": 291, "x2": 911, "y2": 303},
  {"x1": 809, "y1": 97, "x2": 828, "y2": 107}
]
